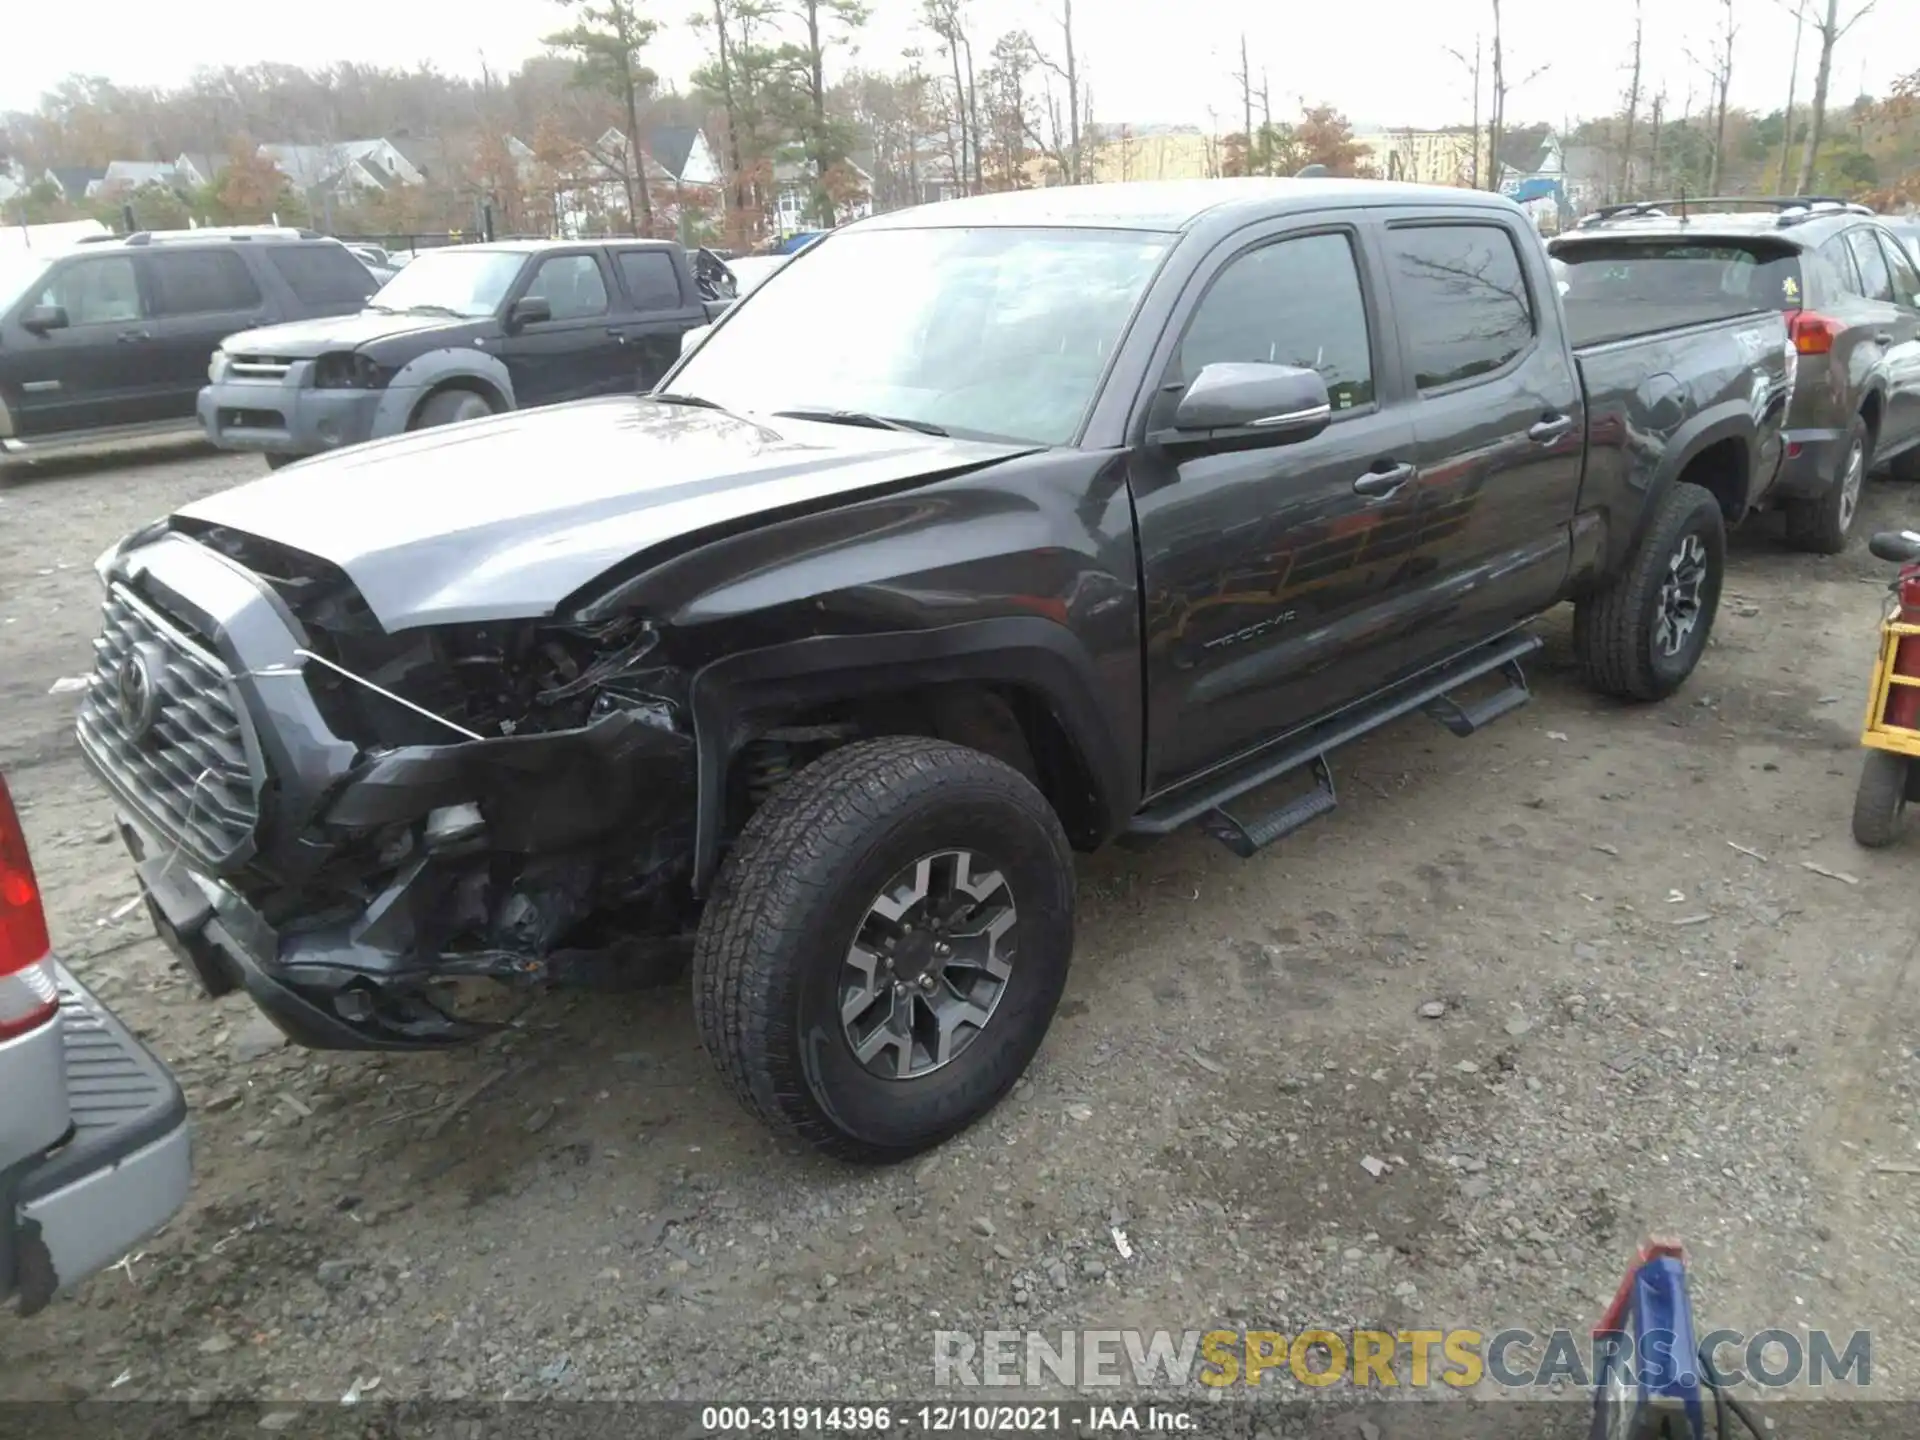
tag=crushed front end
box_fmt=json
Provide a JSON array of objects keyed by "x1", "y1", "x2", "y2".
[{"x1": 74, "y1": 520, "x2": 699, "y2": 1050}]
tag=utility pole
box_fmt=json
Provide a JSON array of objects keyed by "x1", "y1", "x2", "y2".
[{"x1": 1648, "y1": 91, "x2": 1665, "y2": 196}]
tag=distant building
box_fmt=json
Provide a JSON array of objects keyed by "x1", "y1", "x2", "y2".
[
  {"x1": 1085, "y1": 126, "x2": 1215, "y2": 183},
  {"x1": 44, "y1": 166, "x2": 108, "y2": 202},
  {"x1": 772, "y1": 157, "x2": 873, "y2": 236},
  {"x1": 1359, "y1": 127, "x2": 1483, "y2": 187},
  {"x1": 258, "y1": 139, "x2": 426, "y2": 201}
]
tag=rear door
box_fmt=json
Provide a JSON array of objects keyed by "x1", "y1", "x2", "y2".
[
  {"x1": 144, "y1": 248, "x2": 269, "y2": 420},
  {"x1": 1374, "y1": 210, "x2": 1584, "y2": 659},
  {"x1": 1865, "y1": 228, "x2": 1920, "y2": 458},
  {"x1": 0, "y1": 252, "x2": 155, "y2": 438},
  {"x1": 1130, "y1": 216, "x2": 1423, "y2": 789},
  {"x1": 609, "y1": 247, "x2": 707, "y2": 390},
  {"x1": 495, "y1": 251, "x2": 629, "y2": 407}
]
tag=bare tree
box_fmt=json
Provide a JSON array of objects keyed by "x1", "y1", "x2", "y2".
[
  {"x1": 1234, "y1": 34, "x2": 1254, "y2": 175},
  {"x1": 1443, "y1": 36, "x2": 1483, "y2": 186},
  {"x1": 1619, "y1": 0, "x2": 1644, "y2": 201},
  {"x1": 1028, "y1": 0, "x2": 1087, "y2": 183},
  {"x1": 1796, "y1": 0, "x2": 1876, "y2": 193},
  {"x1": 1485, "y1": 0, "x2": 1548, "y2": 193},
  {"x1": 1647, "y1": 90, "x2": 1665, "y2": 195},
  {"x1": 1705, "y1": 0, "x2": 1738, "y2": 194},
  {"x1": 921, "y1": 0, "x2": 973, "y2": 194}
]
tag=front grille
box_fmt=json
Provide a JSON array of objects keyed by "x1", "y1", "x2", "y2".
[
  {"x1": 228, "y1": 356, "x2": 293, "y2": 381},
  {"x1": 74, "y1": 585, "x2": 261, "y2": 871}
]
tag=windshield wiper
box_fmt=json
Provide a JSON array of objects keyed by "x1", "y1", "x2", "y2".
[
  {"x1": 772, "y1": 408, "x2": 949, "y2": 437},
  {"x1": 404, "y1": 304, "x2": 467, "y2": 318},
  {"x1": 651, "y1": 391, "x2": 724, "y2": 410}
]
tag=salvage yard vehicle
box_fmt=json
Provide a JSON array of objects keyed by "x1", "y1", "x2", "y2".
[
  {"x1": 80, "y1": 179, "x2": 1792, "y2": 1161},
  {"x1": 1, "y1": 774, "x2": 190, "y2": 1316},
  {"x1": 198, "y1": 238, "x2": 731, "y2": 468},
  {"x1": 1552, "y1": 196, "x2": 1920, "y2": 552},
  {"x1": 0, "y1": 229, "x2": 376, "y2": 460}
]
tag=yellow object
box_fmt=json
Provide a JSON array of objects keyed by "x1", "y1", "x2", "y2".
[{"x1": 1860, "y1": 616, "x2": 1920, "y2": 757}]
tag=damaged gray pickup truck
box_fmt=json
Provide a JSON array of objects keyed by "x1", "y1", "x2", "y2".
[{"x1": 79, "y1": 181, "x2": 1791, "y2": 1159}]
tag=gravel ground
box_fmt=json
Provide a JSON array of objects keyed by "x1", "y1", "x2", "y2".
[{"x1": 4, "y1": 441, "x2": 1920, "y2": 1417}]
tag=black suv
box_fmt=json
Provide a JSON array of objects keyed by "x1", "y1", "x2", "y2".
[
  {"x1": 198, "y1": 239, "x2": 730, "y2": 468},
  {"x1": 1552, "y1": 198, "x2": 1920, "y2": 552},
  {"x1": 0, "y1": 228, "x2": 377, "y2": 459}
]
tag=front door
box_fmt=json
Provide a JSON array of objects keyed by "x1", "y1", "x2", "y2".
[
  {"x1": 495, "y1": 251, "x2": 629, "y2": 407},
  {"x1": 1372, "y1": 212, "x2": 1585, "y2": 660},
  {"x1": 1, "y1": 252, "x2": 156, "y2": 438},
  {"x1": 610, "y1": 247, "x2": 708, "y2": 391},
  {"x1": 1130, "y1": 222, "x2": 1425, "y2": 793},
  {"x1": 144, "y1": 248, "x2": 272, "y2": 421}
]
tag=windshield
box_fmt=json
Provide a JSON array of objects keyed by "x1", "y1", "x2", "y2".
[
  {"x1": 669, "y1": 226, "x2": 1174, "y2": 445},
  {"x1": 0, "y1": 251, "x2": 55, "y2": 315},
  {"x1": 367, "y1": 248, "x2": 526, "y2": 317}
]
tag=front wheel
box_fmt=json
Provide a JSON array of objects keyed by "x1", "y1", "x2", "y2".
[
  {"x1": 692, "y1": 737, "x2": 1076, "y2": 1161},
  {"x1": 411, "y1": 387, "x2": 497, "y2": 430},
  {"x1": 1574, "y1": 480, "x2": 1727, "y2": 702},
  {"x1": 1852, "y1": 749, "x2": 1910, "y2": 848}
]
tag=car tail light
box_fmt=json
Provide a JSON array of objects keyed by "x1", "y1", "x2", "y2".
[
  {"x1": 0, "y1": 775, "x2": 59, "y2": 1041},
  {"x1": 1787, "y1": 310, "x2": 1844, "y2": 356}
]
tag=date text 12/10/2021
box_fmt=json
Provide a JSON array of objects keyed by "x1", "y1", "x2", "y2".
[{"x1": 700, "y1": 1406, "x2": 1198, "y2": 1432}]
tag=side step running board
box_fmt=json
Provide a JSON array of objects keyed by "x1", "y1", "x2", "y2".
[{"x1": 1128, "y1": 630, "x2": 1542, "y2": 857}]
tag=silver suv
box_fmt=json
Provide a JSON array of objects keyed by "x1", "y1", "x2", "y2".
[{"x1": 1, "y1": 773, "x2": 189, "y2": 1315}]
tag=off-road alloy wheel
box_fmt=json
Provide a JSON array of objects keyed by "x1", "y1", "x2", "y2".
[
  {"x1": 1785, "y1": 416, "x2": 1871, "y2": 555},
  {"x1": 413, "y1": 388, "x2": 496, "y2": 429},
  {"x1": 1852, "y1": 749, "x2": 1910, "y2": 849},
  {"x1": 692, "y1": 737, "x2": 1075, "y2": 1161},
  {"x1": 1575, "y1": 480, "x2": 1726, "y2": 701}
]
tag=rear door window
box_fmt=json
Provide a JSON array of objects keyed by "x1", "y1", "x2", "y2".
[
  {"x1": 523, "y1": 254, "x2": 610, "y2": 320},
  {"x1": 615, "y1": 249, "x2": 684, "y2": 312},
  {"x1": 1384, "y1": 222, "x2": 1535, "y2": 391},
  {"x1": 265, "y1": 244, "x2": 379, "y2": 307},
  {"x1": 1846, "y1": 229, "x2": 1896, "y2": 304},
  {"x1": 148, "y1": 250, "x2": 261, "y2": 316}
]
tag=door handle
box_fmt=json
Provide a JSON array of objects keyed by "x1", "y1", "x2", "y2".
[
  {"x1": 1353, "y1": 462, "x2": 1416, "y2": 497},
  {"x1": 1874, "y1": 331, "x2": 1895, "y2": 345},
  {"x1": 117, "y1": 329, "x2": 152, "y2": 344},
  {"x1": 1529, "y1": 413, "x2": 1577, "y2": 444},
  {"x1": 607, "y1": 328, "x2": 632, "y2": 343}
]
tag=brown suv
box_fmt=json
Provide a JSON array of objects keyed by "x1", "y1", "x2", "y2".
[{"x1": 1552, "y1": 198, "x2": 1920, "y2": 553}]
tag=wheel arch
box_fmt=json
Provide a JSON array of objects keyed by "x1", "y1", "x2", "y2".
[
  {"x1": 371, "y1": 350, "x2": 516, "y2": 436},
  {"x1": 687, "y1": 619, "x2": 1138, "y2": 896}
]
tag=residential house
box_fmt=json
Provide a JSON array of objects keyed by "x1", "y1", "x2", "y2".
[
  {"x1": 648, "y1": 127, "x2": 723, "y2": 189},
  {"x1": 258, "y1": 139, "x2": 426, "y2": 203},
  {"x1": 96, "y1": 160, "x2": 181, "y2": 198},
  {"x1": 502, "y1": 128, "x2": 695, "y2": 238},
  {"x1": 1495, "y1": 131, "x2": 1608, "y2": 230},
  {"x1": 172, "y1": 153, "x2": 221, "y2": 191},
  {"x1": 772, "y1": 157, "x2": 873, "y2": 237},
  {"x1": 44, "y1": 166, "x2": 108, "y2": 202}
]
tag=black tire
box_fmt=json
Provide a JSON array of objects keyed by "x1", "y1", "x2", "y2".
[
  {"x1": 1785, "y1": 415, "x2": 1871, "y2": 554},
  {"x1": 1852, "y1": 749, "x2": 1910, "y2": 848},
  {"x1": 412, "y1": 387, "x2": 497, "y2": 430},
  {"x1": 264, "y1": 454, "x2": 296, "y2": 471},
  {"x1": 1574, "y1": 480, "x2": 1726, "y2": 702},
  {"x1": 692, "y1": 737, "x2": 1075, "y2": 1162},
  {"x1": 1887, "y1": 444, "x2": 1920, "y2": 484}
]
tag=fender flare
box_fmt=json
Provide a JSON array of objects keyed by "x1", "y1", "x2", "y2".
[
  {"x1": 1623, "y1": 399, "x2": 1756, "y2": 555},
  {"x1": 685, "y1": 618, "x2": 1136, "y2": 895},
  {"x1": 372, "y1": 350, "x2": 516, "y2": 437}
]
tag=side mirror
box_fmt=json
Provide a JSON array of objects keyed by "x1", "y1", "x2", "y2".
[
  {"x1": 680, "y1": 324, "x2": 712, "y2": 357},
  {"x1": 21, "y1": 304, "x2": 69, "y2": 334},
  {"x1": 506, "y1": 295, "x2": 552, "y2": 330},
  {"x1": 1166, "y1": 362, "x2": 1332, "y2": 442}
]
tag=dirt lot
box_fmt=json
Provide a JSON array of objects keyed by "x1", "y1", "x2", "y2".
[{"x1": 4, "y1": 442, "x2": 1920, "y2": 1413}]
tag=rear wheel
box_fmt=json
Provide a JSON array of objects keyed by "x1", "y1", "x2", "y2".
[
  {"x1": 1852, "y1": 749, "x2": 1910, "y2": 848},
  {"x1": 1887, "y1": 444, "x2": 1920, "y2": 483},
  {"x1": 1574, "y1": 481, "x2": 1726, "y2": 702},
  {"x1": 264, "y1": 454, "x2": 295, "y2": 471},
  {"x1": 412, "y1": 388, "x2": 497, "y2": 430},
  {"x1": 692, "y1": 737, "x2": 1075, "y2": 1161},
  {"x1": 1785, "y1": 416, "x2": 1870, "y2": 554}
]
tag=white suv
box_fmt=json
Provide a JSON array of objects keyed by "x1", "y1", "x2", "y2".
[{"x1": 1, "y1": 773, "x2": 189, "y2": 1315}]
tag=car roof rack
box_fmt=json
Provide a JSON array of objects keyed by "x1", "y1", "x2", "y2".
[
  {"x1": 1575, "y1": 195, "x2": 1874, "y2": 230},
  {"x1": 122, "y1": 226, "x2": 326, "y2": 246}
]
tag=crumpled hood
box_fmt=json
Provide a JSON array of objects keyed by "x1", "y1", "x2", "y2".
[
  {"x1": 220, "y1": 310, "x2": 476, "y2": 358},
  {"x1": 174, "y1": 396, "x2": 1038, "y2": 630}
]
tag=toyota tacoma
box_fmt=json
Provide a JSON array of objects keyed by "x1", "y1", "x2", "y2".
[{"x1": 80, "y1": 180, "x2": 1791, "y2": 1160}]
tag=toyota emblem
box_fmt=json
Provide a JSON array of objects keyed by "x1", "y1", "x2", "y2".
[{"x1": 115, "y1": 645, "x2": 166, "y2": 742}]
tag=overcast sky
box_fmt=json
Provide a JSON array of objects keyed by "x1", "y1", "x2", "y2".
[{"x1": 1, "y1": 0, "x2": 1908, "y2": 134}]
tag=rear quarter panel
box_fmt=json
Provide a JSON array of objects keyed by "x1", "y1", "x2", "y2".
[{"x1": 1573, "y1": 311, "x2": 1791, "y2": 577}]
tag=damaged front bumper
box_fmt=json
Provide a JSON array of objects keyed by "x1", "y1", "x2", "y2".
[{"x1": 83, "y1": 529, "x2": 700, "y2": 1052}]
